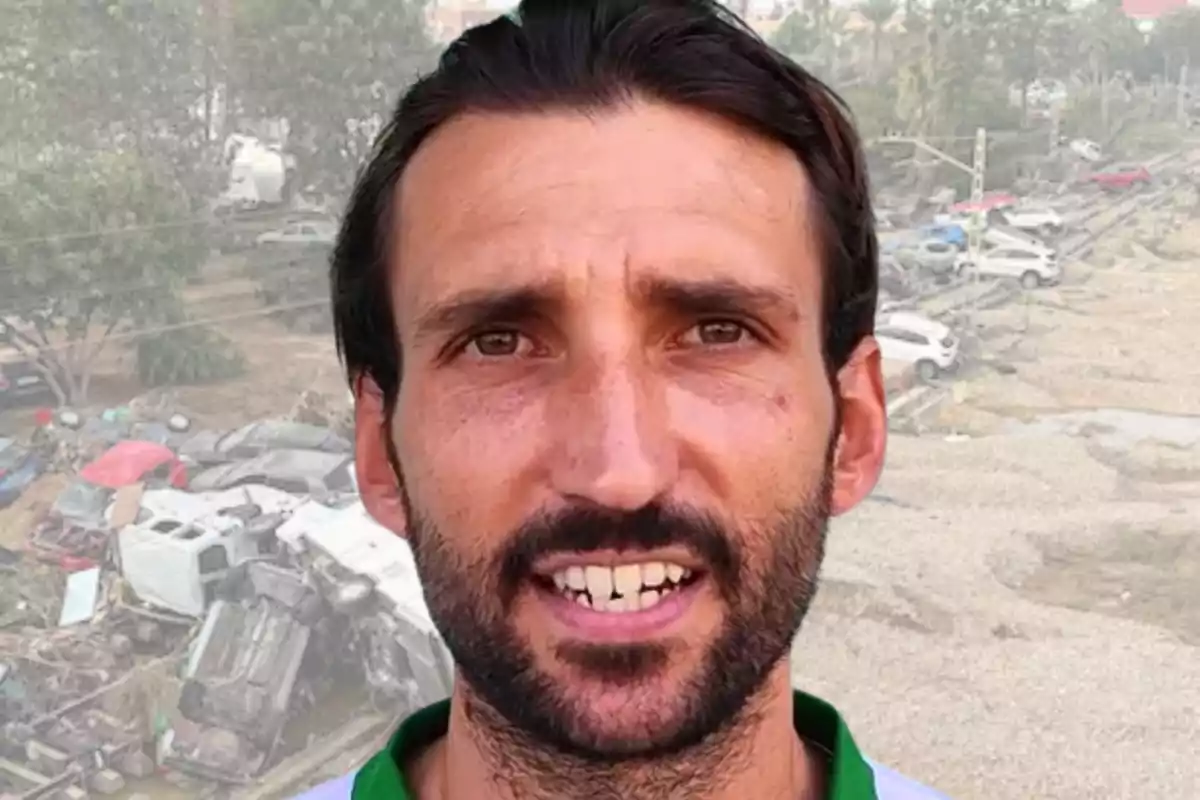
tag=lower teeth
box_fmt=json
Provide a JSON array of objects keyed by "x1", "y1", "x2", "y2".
[{"x1": 567, "y1": 585, "x2": 677, "y2": 612}]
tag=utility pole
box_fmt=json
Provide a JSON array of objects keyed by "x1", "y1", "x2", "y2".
[
  {"x1": 967, "y1": 127, "x2": 986, "y2": 255},
  {"x1": 1178, "y1": 63, "x2": 1190, "y2": 127},
  {"x1": 874, "y1": 127, "x2": 988, "y2": 311},
  {"x1": 968, "y1": 127, "x2": 987, "y2": 312},
  {"x1": 1101, "y1": 68, "x2": 1111, "y2": 138},
  {"x1": 875, "y1": 126, "x2": 987, "y2": 242}
]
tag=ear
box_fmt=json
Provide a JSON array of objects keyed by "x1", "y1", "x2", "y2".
[
  {"x1": 829, "y1": 336, "x2": 887, "y2": 517},
  {"x1": 354, "y1": 373, "x2": 409, "y2": 537}
]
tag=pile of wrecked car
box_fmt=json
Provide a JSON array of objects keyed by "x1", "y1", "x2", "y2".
[{"x1": 0, "y1": 405, "x2": 452, "y2": 798}]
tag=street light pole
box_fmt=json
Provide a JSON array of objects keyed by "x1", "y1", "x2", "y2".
[
  {"x1": 874, "y1": 128, "x2": 987, "y2": 213},
  {"x1": 968, "y1": 126, "x2": 987, "y2": 314},
  {"x1": 874, "y1": 126, "x2": 988, "y2": 308},
  {"x1": 1178, "y1": 63, "x2": 1190, "y2": 127}
]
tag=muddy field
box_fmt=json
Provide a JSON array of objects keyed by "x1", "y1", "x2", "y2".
[{"x1": 801, "y1": 213, "x2": 1200, "y2": 797}]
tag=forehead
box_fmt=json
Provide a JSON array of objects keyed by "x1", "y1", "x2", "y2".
[{"x1": 391, "y1": 98, "x2": 819, "y2": 320}]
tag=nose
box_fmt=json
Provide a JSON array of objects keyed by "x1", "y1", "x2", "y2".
[{"x1": 550, "y1": 353, "x2": 678, "y2": 511}]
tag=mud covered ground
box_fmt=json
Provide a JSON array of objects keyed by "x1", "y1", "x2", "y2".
[{"x1": 799, "y1": 209, "x2": 1200, "y2": 798}]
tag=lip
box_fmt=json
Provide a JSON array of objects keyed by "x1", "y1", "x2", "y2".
[
  {"x1": 535, "y1": 578, "x2": 703, "y2": 643},
  {"x1": 532, "y1": 547, "x2": 705, "y2": 577}
]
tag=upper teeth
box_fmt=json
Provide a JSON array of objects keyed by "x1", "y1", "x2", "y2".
[{"x1": 550, "y1": 561, "x2": 691, "y2": 612}]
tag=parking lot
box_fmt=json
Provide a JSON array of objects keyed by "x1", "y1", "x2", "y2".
[{"x1": 797, "y1": 156, "x2": 1200, "y2": 798}]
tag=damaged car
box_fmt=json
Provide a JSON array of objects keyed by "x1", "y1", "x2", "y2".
[{"x1": 165, "y1": 562, "x2": 325, "y2": 782}]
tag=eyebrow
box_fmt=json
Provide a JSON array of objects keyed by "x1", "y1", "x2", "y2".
[
  {"x1": 414, "y1": 282, "x2": 564, "y2": 340},
  {"x1": 413, "y1": 275, "x2": 798, "y2": 340},
  {"x1": 635, "y1": 276, "x2": 799, "y2": 322}
]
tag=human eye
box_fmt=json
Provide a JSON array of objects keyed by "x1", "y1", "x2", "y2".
[
  {"x1": 462, "y1": 328, "x2": 540, "y2": 359},
  {"x1": 676, "y1": 319, "x2": 757, "y2": 348}
]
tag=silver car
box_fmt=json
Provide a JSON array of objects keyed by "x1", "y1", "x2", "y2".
[{"x1": 895, "y1": 238, "x2": 961, "y2": 276}]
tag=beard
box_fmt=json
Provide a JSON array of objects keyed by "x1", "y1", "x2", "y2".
[{"x1": 401, "y1": 469, "x2": 832, "y2": 765}]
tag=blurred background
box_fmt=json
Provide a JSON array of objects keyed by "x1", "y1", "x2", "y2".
[{"x1": 1, "y1": 1, "x2": 1198, "y2": 798}]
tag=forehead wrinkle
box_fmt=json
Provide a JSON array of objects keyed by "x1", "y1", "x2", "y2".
[
  {"x1": 397, "y1": 101, "x2": 809, "y2": 235},
  {"x1": 392, "y1": 101, "x2": 822, "y2": 330}
]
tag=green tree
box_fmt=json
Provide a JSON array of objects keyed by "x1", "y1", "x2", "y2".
[
  {"x1": 229, "y1": 0, "x2": 436, "y2": 199},
  {"x1": 1, "y1": 0, "x2": 223, "y2": 197},
  {"x1": 857, "y1": 0, "x2": 897, "y2": 79},
  {"x1": 770, "y1": 10, "x2": 821, "y2": 64},
  {"x1": 0, "y1": 153, "x2": 210, "y2": 405},
  {"x1": 1151, "y1": 9, "x2": 1200, "y2": 79},
  {"x1": 1073, "y1": 0, "x2": 1149, "y2": 84},
  {"x1": 996, "y1": 0, "x2": 1071, "y2": 120}
]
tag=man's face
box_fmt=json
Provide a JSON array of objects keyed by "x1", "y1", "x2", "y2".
[{"x1": 359, "y1": 99, "x2": 885, "y2": 758}]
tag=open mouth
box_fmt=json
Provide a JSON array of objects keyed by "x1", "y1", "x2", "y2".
[{"x1": 532, "y1": 561, "x2": 703, "y2": 613}]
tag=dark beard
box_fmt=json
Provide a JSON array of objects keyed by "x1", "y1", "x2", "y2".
[{"x1": 401, "y1": 480, "x2": 832, "y2": 770}]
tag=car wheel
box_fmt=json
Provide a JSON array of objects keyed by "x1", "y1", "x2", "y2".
[
  {"x1": 916, "y1": 360, "x2": 939, "y2": 382},
  {"x1": 1020, "y1": 271, "x2": 1040, "y2": 290}
]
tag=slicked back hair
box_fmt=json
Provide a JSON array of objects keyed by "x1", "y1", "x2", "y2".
[{"x1": 331, "y1": 0, "x2": 878, "y2": 414}]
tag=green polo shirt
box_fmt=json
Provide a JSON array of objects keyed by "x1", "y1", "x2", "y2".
[{"x1": 350, "y1": 690, "x2": 879, "y2": 799}]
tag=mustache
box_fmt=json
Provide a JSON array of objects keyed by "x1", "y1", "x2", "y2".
[{"x1": 495, "y1": 501, "x2": 740, "y2": 602}]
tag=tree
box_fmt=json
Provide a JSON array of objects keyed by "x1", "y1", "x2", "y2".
[
  {"x1": 228, "y1": 0, "x2": 436, "y2": 200},
  {"x1": 995, "y1": 0, "x2": 1071, "y2": 121},
  {"x1": 0, "y1": 153, "x2": 211, "y2": 405},
  {"x1": 857, "y1": 0, "x2": 897, "y2": 79},
  {"x1": 772, "y1": 10, "x2": 820, "y2": 63},
  {"x1": 1072, "y1": 0, "x2": 1149, "y2": 84},
  {"x1": 1, "y1": 0, "x2": 223, "y2": 198},
  {"x1": 1151, "y1": 9, "x2": 1200, "y2": 80}
]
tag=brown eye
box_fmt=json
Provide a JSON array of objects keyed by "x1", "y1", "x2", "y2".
[
  {"x1": 694, "y1": 320, "x2": 747, "y2": 346},
  {"x1": 472, "y1": 330, "x2": 519, "y2": 356},
  {"x1": 466, "y1": 329, "x2": 537, "y2": 358}
]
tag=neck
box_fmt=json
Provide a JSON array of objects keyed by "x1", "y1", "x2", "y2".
[{"x1": 409, "y1": 665, "x2": 821, "y2": 800}]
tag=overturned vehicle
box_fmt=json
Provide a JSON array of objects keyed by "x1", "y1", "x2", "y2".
[
  {"x1": 275, "y1": 501, "x2": 454, "y2": 710},
  {"x1": 161, "y1": 501, "x2": 453, "y2": 783},
  {"x1": 164, "y1": 562, "x2": 324, "y2": 782}
]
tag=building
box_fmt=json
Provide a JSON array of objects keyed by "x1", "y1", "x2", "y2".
[{"x1": 1121, "y1": 0, "x2": 1193, "y2": 31}]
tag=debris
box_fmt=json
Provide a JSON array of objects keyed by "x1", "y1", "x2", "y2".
[
  {"x1": 58, "y1": 568, "x2": 101, "y2": 627},
  {"x1": 88, "y1": 767, "x2": 126, "y2": 794}
]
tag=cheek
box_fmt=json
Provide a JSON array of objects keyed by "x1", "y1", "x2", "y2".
[
  {"x1": 397, "y1": 380, "x2": 549, "y2": 543},
  {"x1": 668, "y1": 373, "x2": 833, "y2": 501}
]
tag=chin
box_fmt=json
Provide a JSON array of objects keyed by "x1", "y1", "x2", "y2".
[
  {"x1": 536, "y1": 650, "x2": 708, "y2": 758},
  {"x1": 559, "y1": 687, "x2": 698, "y2": 758}
]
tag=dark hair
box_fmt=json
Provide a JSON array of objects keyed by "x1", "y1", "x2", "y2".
[{"x1": 331, "y1": 0, "x2": 877, "y2": 413}]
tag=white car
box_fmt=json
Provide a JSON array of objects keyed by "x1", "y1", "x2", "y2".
[
  {"x1": 968, "y1": 247, "x2": 1060, "y2": 289},
  {"x1": 1000, "y1": 206, "x2": 1063, "y2": 237},
  {"x1": 1069, "y1": 138, "x2": 1102, "y2": 162},
  {"x1": 1026, "y1": 79, "x2": 1067, "y2": 107},
  {"x1": 255, "y1": 221, "x2": 337, "y2": 247},
  {"x1": 875, "y1": 312, "x2": 960, "y2": 382},
  {"x1": 983, "y1": 226, "x2": 1054, "y2": 256}
]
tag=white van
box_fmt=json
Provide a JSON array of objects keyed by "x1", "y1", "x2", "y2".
[{"x1": 116, "y1": 486, "x2": 300, "y2": 616}]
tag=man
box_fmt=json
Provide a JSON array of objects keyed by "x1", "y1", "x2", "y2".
[{"x1": 302, "y1": 1, "x2": 948, "y2": 798}]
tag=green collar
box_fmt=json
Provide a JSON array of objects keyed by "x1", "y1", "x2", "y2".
[{"x1": 351, "y1": 690, "x2": 877, "y2": 799}]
